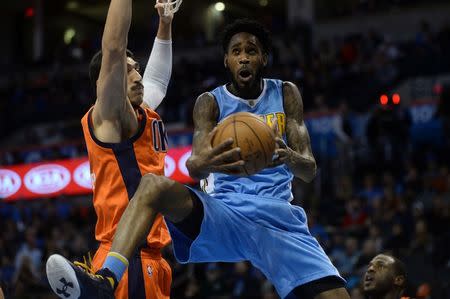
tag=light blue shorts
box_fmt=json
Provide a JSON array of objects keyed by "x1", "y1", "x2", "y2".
[{"x1": 165, "y1": 187, "x2": 343, "y2": 298}]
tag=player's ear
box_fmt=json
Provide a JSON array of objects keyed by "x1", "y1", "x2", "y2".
[
  {"x1": 262, "y1": 52, "x2": 268, "y2": 67},
  {"x1": 224, "y1": 54, "x2": 229, "y2": 69},
  {"x1": 394, "y1": 275, "x2": 405, "y2": 288}
]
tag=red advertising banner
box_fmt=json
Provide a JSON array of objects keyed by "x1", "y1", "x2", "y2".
[{"x1": 0, "y1": 146, "x2": 195, "y2": 201}]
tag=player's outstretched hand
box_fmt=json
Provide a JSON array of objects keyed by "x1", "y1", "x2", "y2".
[
  {"x1": 195, "y1": 127, "x2": 246, "y2": 176},
  {"x1": 155, "y1": 0, "x2": 175, "y2": 23}
]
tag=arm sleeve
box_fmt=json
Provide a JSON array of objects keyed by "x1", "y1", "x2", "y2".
[{"x1": 142, "y1": 37, "x2": 172, "y2": 110}]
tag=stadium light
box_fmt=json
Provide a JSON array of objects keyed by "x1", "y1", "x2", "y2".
[
  {"x1": 66, "y1": 1, "x2": 79, "y2": 11},
  {"x1": 64, "y1": 28, "x2": 76, "y2": 45},
  {"x1": 214, "y1": 2, "x2": 225, "y2": 11},
  {"x1": 392, "y1": 93, "x2": 401, "y2": 105},
  {"x1": 380, "y1": 94, "x2": 388, "y2": 105},
  {"x1": 25, "y1": 7, "x2": 35, "y2": 18},
  {"x1": 259, "y1": 0, "x2": 268, "y2": 6}
]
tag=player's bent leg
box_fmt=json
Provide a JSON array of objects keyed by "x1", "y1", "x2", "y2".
[
  {"x1": 169, "y1": 189, "x2": 204, "y2": 240},
  {"x1": 111, "y1": 173, "x2": 194, "y2": 259},
  {"x1": 47, "y1": 174, "x2": 193, "y2": 299}
]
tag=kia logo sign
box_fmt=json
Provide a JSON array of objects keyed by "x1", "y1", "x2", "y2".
[
  {"x1": 178, "y1": 151, "x2": 192, "y2": 177},
  {"x1": 73, "y1": 161, "x2": 92, "y2": 189},
  {"x1": 0, "y1": 169, "x2": 22, "y2": 198},
  {"x1": 165, "y1": 155, "x2": 176, "y2": 177},
  {"x1": 24, "y1": 164, "x2": 71, "y2": 194}
]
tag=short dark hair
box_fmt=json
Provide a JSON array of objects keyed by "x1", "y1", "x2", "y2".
[
  {"x1": 390, "y1": 255, "x2": 407, "y2": 289},
  {"x1": 88, "y1": 49, "x2": 135, "y2": 88},
  {"x1": 221, "y1": 19, "x2": 272, "y2": 54}
]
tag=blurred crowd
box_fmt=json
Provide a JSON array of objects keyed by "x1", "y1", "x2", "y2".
[
  {"x1": 1, "y1": 6, "x2": 450, "y2": 299},
  {"x1": 1, "y1": 151, "x2": 449, "y2": 298},
  {"x1": 1, "y1": 18, "x2": 450, "y2": 142},
  {"x1": 0, "y1": 198, "x2": 96, "y2": 299},
  {"x1": 315, "y1": 0, "x2": 449, "y2": 19}
]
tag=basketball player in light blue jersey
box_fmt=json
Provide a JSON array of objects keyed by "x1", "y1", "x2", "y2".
[{"x1": 46, "y1": 19, "x2": 350, "y2": 299}]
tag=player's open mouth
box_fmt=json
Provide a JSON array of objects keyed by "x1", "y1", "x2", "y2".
[
  {"x1": 238, "y1": 69, "x2": 253, "y2": 82},
  {"x1": 364, "y1": 275, "x2": 374, "y2": 286}
]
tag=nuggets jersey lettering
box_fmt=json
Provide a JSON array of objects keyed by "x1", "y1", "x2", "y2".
[
  {"x1": 81, "y1": 106, "x2": 170, "y2": 249},
  {"x1": 202, "y1": 79, "x2": 294, "y2": 201}
]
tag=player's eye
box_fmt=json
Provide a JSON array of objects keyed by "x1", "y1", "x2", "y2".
[
  {"x1": 232, "y1": 49, "x2": 240, "y2": 55},
  {"x1": 248, "y1": 48, "x2": 257, "y2": 54}
]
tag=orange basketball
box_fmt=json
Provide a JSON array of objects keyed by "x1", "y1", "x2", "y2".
[{"x1": 212, "y1": 112, "x2": 276, "y2": 175}]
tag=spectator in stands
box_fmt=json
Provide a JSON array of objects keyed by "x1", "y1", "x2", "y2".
[
  {"x1": 13, "y1": 256, "x2": 47, "y2": 299},
  {"x1": 229, "y1": 261, "x2": 261, "y2": 298},
  {"x1": 331, "y1": 236, "x2": 360, "y2": 277},
  {"x1": 358, "y1": 173, "x2": 384, "y2": 204},
  {"x1": 184, "y1": 277, "x2": 201, "y2": 299},
  {"x1": 367, "y1": 225, "x2": 383, "y2": 252},
  {"x1": 384, "y1": 222, "x2": 409, "y2": 257},
  {"x1": 342, "y1": 196, "x2": 368, "y2": 230},
  {"x1": 200, "y1": 263, "x2": 227, "y2": 298},
  {"x1": 13, "y1": 228, "x2": 42, "y2": 282}
]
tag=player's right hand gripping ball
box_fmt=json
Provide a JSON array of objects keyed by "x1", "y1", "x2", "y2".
[{"x1": 212, "y1": 112, "x2": 276, "y2": 175}]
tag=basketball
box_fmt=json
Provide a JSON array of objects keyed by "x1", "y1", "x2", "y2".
[{"x1": 212, "y1": 112, "x2": 276, "y2": 175}]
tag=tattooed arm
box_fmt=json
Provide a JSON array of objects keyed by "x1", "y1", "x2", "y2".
[
  {"x1": 272, "y1": 81, "x2": 317, "y2": 182},
  {"x1": 186, "y1": 93, "x2": 245, "y2": 180}
]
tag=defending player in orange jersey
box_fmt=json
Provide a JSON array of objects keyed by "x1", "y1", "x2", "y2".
[{"x1": 46, "y1": 0, "x2": 182, "y2": 298}]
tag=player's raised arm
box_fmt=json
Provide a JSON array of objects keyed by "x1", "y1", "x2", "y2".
[
  {"x1": 186, "y1": 93, "x2": 245, "y2": 179},
  {"x1": 272, "y1": 81, "x2": 317, "y2": 183},
  {"x1": 142, "y1": 0, "x2": 176, "y2": 110},
  {"x1": 92, "y1": 0, "x2": 133, "y2": 141}
]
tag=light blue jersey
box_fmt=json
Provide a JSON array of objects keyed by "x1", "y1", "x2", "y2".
[
  {"x1": 202, "y1": 78, "x2": 294, "y2": 201},
  {"x1": 165, "y1": 78, "x2": 344, "y2": 299}
]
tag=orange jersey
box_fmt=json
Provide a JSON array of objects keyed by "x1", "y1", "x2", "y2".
[{"x1": 81, "y1": 106, "x2": 170, "y2": 251}]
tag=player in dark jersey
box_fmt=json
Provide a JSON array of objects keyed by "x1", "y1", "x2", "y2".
[{"x1": 363, "y1": 254, "x2": 410, "y2": 299}]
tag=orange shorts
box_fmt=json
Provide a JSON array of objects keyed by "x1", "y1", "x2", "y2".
[{"x1": 92, "y1": 244, "x2": 172, "y2": 299}]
